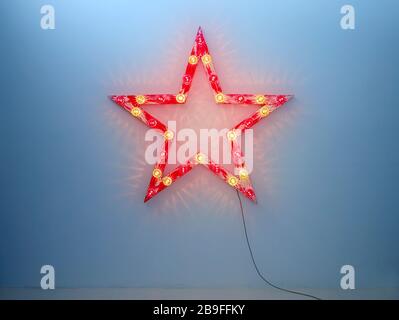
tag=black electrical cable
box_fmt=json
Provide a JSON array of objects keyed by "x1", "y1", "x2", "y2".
[{"x1": 236, "y1": 190, "x2": 321, "y2": 300}]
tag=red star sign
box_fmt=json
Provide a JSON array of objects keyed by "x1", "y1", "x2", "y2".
[{"x1": 110, "y1": 27, "x2": 292, "y2": 203}]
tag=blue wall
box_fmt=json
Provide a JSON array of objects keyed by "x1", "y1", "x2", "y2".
[{"x1": 0, "y1": 0, "x2": 398, "y2": 291}]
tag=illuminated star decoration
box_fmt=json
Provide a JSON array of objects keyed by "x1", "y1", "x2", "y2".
[{"x1": 110, "y1": 27, "x2": 292, "y2": 203}]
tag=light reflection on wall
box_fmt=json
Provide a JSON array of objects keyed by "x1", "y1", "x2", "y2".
[{"x1": 102, "y1": 26, "x2": 302, "y2": 215}]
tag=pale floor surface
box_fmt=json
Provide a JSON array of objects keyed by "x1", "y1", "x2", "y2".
[{"x1": 1, "y1": 288, "x2": 398, "y2": 300}]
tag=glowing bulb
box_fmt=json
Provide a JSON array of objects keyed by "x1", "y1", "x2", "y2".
[
  {"x1": 131, "y1": 107, "x2": 141, "y2": 117},
  {"x1": 239, "y1": 168, "x2": 249, "y2": 179},
  {"x1": 227, "y1": 130, "x2": 237, "y2": 141},
  {"x1": 188, "y1": 55, "x2": 198, "y2": 65},
  {"x1": 195, "y1": 153, "x2": 206, "y2": 164},
  {"x1": 152, "y1": 168, "x2": 162, "y2": 179},
  {"x1": 255, "y1": 95, "x2": 266, "y2": 104},
  {"x1": 201, "y1": 54, "x2": 212, "y2": 64},
  {"x1": 164, "y1": 130, "x2": 174, "y2": 140},
  {"x1": 228, "y1": 176, "x2": 238, "y2": 187},
  {"x1": 176, "y1": 93, "x2": 186, "y2": 103},
  {"x1": 162, "y1": 176, "x2": 172, "y2": 186},
  {"x1": 135, "y1": 95, "x2": 146, "y2": 104},
  {"x1": 259, "y1": 106, "x2": 270, "y2": 117},
  {"x1": 215, "y1": 93, "x2": 225, "y2": 103}
]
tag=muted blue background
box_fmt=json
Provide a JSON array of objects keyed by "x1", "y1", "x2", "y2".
[{"x1": 0, "y1": 0, "x2": 398, "y2": 295}]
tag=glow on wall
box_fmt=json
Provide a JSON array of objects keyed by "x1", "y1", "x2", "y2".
[{"x1": 110, "y1": 27, "x2": 292, "y2": 203}]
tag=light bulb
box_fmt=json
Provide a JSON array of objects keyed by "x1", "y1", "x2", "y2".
[
  {"x1": 209, "y1": 74, "x2": 218, "y2": 82},
  {"x1": 152, "y1": 168, "x2": 162, "y2": 179},
  {"x1": 164, "y1": 130, "x2": 174, "y2": 140},
  {"x1": 162, "y1": 176, "x2": 172, "y2": 186},
  {"x1": 228, "y1": 176, "x2": 238, "y2": 187},
  {"x1": 135, "y1": 95, "x2": 146, "y2": 104},
  {"x1": 215, "y1": 93, "x2": 225, "y2": 103},
  {"x1": 182, "y1": 75, "x2": 191, "y2": 84},
  {"x1": 195, "y1": 153, "x2": 206, "y2": 164},
  {"x1": 201, "y1": 54, "x2": 212, "y2": 64},
  {"x1": 227, "y1": 130, "x2": 237, "y2": 141},
  {"x1": 238, "y1": 168, "x2": 248, "y2": 179},
  {"x1": 188, "y1": 55, "x2": 198, "y2": 65},
  {"x1": 131, "y1": 107, "x2": 141, "y2": 117},
  {"x1": 259, "y1": 106, "x2": 270, "y2": 117},
  {"x1": 176, "y1": 93, "x2": 186, "y2": 103},
  {"x1": 255, "y1": 95, "x2": 266, "y2": 104},
  {"x1": 148, "y1": 119, "x2": 157, "y2": 127}
]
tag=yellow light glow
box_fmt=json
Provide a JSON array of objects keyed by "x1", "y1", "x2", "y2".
[
  {"x1": 255, "y1": 95, "x2": 266, "y2": 104},
  {"x1": 228, "y1": 176, "x2": 238, "y2": 187},
  {"x1": 164, "y1": 130, "x2": 174, "y2": 140},
  {"x1": 227, "y1": 130, "x2": 237, "y2": 141},
  {"x1": 259, "y1": 106, "x2": 270, "y2": 117},
  {"x1": 239, "y1": 168, "x2": 249, "y2": 179},
  {"x1": 215, "y1": 93, "x2": 225, "y2": 103},
  {"x1": 176, "y1": 93, "x2": 186, "y2": 103},
  {"x1": 135, "y1": 95, "x2": 146, "y2": 104},
  {"x1": 152, "y1": 168, "x2": 162, "y2": 179},
  {"x1": 201, "y1": 54, "x2": 212, "y2": 64},
  {"x1": 162, "y1": 176, "x2": 172, "y2": 186},
  {"x1": 195, "y1": 153, "x2": 206, "y2": 164},
  {"x1": 188, "y1": 55, "x2": 198, "y2": 65},
  {"x1": 131, "y1": 107, "x2": 141, "y2": 117}
]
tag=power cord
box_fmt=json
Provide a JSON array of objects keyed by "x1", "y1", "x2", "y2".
[{"x1": 236, "y1": 190, "x2": 321, "y2": 300}]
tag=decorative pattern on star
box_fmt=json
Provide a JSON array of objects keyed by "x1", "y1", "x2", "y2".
[{"x1": 110, "y1": 27, "x2": 292, "y2": 203}]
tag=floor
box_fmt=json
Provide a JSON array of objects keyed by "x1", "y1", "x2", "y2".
[{"x1": 1, "y1": 287, "x2": 398, "y2": 300}]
